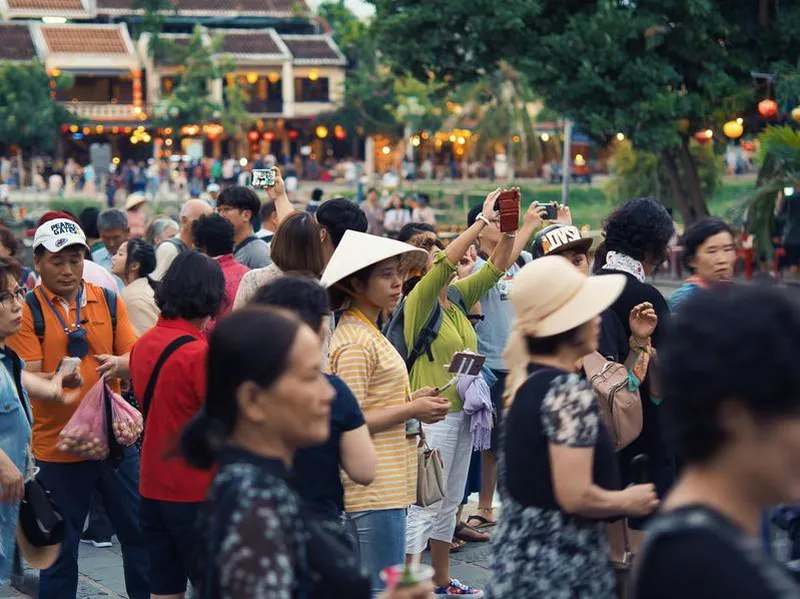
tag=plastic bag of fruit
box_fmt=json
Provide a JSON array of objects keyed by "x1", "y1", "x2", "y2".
[
  {"x1": 109, "y1": 388, "x2": 143, "y2": 446},
  {"x1": 58, "y1": 377, "x2": 109, "y2": 460}
]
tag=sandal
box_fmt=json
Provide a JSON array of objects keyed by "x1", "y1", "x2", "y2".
[
  {"x1": 466, "y1": 508, "x2": 497, "y2": 529},
  {"x1": 450, "y1": 537, "x2": 466, "y2": 553},
  {"x1": 454, "y1": 522, "x2": 490, "y2": 543}
]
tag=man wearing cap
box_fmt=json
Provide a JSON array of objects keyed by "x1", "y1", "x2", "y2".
[
  {"x1": 125, "y1": 193, "x2": 148, "y2": 239},
  {"x1": 7, "y1": 219, "x2": 147, "y2": 599},
  {"x1": 463, "y1": 202, "x2": 567, "y2": 530},
  {"x1": 152, "y1": 199, "x2": 213, "y2": 281}
]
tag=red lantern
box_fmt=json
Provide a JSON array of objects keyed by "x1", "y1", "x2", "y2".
[
  {"x1": 288, "y1": 130, "x2": 299, "y2": 140},
  {"x1": 758, "y1": 98, "x2": 778, "y2": 119},
  {"x1": 263, "y1": 131, "x2": 275, "y2": 142},
  {"x1": 742, "y1": 140, "x2": 755, "y2": 151},
  {"x1": 60, "y1": 124, "x2": 69, "y2": 133},
  {"x1": 693, "y1": 129, "x2": 713, "y2": 143},
  {"x1": 334, "y1": 125, "x2": 347, "y2": 140},
  {"x1": 247, "y1": 130, "x2": 260, "y2": 142}
]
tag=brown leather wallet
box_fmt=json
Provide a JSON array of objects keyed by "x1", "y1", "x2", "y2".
[{"x1": 495, "y1": 190, "x2": 521, "y2": 233}]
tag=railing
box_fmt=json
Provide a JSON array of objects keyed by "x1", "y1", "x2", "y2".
[
  {"x1": 62, "y1": 102, "x2": 147, "y2": 121},
  {"x1": 244, "y1": 100, "x2": 284, "y2": 115}
]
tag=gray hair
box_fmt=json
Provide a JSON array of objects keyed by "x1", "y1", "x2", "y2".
[
  {"x1": 145, "y1": 217, "x2": 180, "y2": 245},
  {"x1": 97, "y1": 208, "x2": 128, "y2": 232}
]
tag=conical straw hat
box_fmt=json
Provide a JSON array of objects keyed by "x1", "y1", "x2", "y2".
[{"x1": 321, "y1": 230, "x2": 428, "y2": 288}]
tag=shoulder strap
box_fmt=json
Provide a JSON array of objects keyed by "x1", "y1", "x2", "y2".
[
  {"x1": 406, "y1": 302, "x2": 443, "y2": 372},
  {"x1": 101, "y1": 286, "x2": 118, "y2": 335},
  {"x1": 140, "y1": 335, "x2": 198, "y2": 423},
  {"x1": 168, "y1": 237, "x2": 188, "y2": 253},
  {"x1": 234, "y1": 235, "x2": 259, "y2": 254},
  {"x1": 25, "y1": 290, "x2": 45, "y2": 340}
]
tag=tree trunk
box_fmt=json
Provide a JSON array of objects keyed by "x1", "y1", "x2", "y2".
[
  {"x1": 759, "y1": 0, "x2": 770, "y2": 28},
  {"x1": 678, "y1": 139, "x2": 710, "y2": 219},
  {"x1": 661, "y1": 149, "x2": 694, "y2": 224}
]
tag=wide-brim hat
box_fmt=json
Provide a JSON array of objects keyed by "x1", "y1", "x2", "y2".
[
  {"x1": 16, "y1": 524, "x2": 60, "y2": 570},
  {"x1": 124, "y1": 193, "x2": 147, "y2": 211},
  {"x1": 321, "y1": 230, "x2": 428, "y2": 288},
  {"x1": 532, "y1": 224, "x2": 593, "y2": 259},
  {"x1": 511, "y1": 255, "x2": 625, "y2": 337}
]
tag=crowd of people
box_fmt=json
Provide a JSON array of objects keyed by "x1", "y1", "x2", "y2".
[{"x1": 0, "y1": 166, "x2": 796, "y2": 599}]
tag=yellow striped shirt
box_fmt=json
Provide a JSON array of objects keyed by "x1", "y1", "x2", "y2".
[{"x1": 329, "y1": 309, "x2": 417, "y2": 512}]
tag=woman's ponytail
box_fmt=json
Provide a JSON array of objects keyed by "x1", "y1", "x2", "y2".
[{"x1": 181, "y1": 409, "x2": 226, "y2": 470}]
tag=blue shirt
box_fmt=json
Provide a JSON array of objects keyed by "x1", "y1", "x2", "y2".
[{"x1": 0, "y1": 348, "x2": 31, "y2": 583}]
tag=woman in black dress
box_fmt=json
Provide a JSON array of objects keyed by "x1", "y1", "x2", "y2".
[
  {"x1": 632, "y1": 285, "x2": 800, "y2": 599},
  {"x1": 487, "y1": 256, "x2": 659, "y2": 598}
]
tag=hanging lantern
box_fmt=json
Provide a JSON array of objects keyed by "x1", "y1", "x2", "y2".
[
  {"x1": 247, "y1": 130, "x2": 260, "y2": 142},
  {"x1": 758, "y1": 98, "x2": 778, "y2": 119},
  {"x1": 693, "y1": 129, "x2": 713, "y2": 143},
  {"x1": 315, "y1": 125, "x2": 329, "y2": 139},
  {"x1": 288, "y1": 130, "x2": 299, "y2": 140},
  {"x1": 723, "y1": 120, "x2": 744, "y2": 139},
  {"x1": 263, "y1": 131, "x2": 275, "y2": 142},
  {"x1": 308, "y1": 69, "x2": 319, "y2": 81},
  {"x1": 60, "y1": 124, "x2": 69, "y2": 133},
  {"x1": 267, "y1": 72, "x2": 280, "y2": 84},
  {"x1": 246, "y1": 72, "x2": 259, "y2": 85},
  {"x1": 334, "y1": 125, "x2": 346, "y2": 140},
  {"x1": 792, "y1": 107, "x2": 800, "y2": 124}
]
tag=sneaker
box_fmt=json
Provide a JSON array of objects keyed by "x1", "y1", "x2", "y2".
[
  {"x1": 80, "y1": 531, "x2": 112, "y2": 548},
  {"x1": 434, "y1": 578, "x2": 484, "y2": 597}
]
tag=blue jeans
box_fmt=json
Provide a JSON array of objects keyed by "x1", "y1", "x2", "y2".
[
  {"x1": 36, "y1": 445, "x2": 148, "y2": 599},
  {"x1": 345, "y1": 508, "x2": 406, "y2": 596}
]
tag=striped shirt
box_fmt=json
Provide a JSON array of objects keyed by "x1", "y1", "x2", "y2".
[{"x1": 329, "y1": 308, "x2": 417, "y2": 512}]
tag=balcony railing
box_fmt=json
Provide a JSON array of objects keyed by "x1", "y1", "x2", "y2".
[
  {"x1": 244, "y1": 100, "x2": 284, "y2": 115},
  {"x1": 62, "y1": 102, "x2": 147, "y2": 121}
]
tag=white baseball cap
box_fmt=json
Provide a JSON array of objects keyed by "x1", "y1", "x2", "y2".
[{"x1": 33, "y1": 219, "x2": 89, "y2": 253}]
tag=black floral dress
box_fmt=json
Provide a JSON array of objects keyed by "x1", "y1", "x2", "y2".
[{"x1": 487, "y1": 366, "x2": 620, "y2": 598}]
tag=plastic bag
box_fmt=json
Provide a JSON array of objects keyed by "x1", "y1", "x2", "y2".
[
  {"x1": 110, "y1": 389, "x2": 143, "y2": 446},
  {"x1": 58, "y1": 377, "x2": 109, "y2": 460}
]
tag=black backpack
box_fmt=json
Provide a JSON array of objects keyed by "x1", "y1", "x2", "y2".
[
  {"x1": 25, "y1": 287, "x2": 118, "y2": 340},
  {"x1": 382, "y1": 287, "x2": 469, "y2": 371}
]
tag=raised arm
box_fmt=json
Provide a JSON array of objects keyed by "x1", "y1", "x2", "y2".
[
  {"x1": 265, "y1": 168, "x2": 295, "y2": 224},
  {"x1": 444, "y1": 189, "x2": 501, "y2": 265}
]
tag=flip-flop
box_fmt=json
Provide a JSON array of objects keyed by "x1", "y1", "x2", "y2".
[
  {"x1": 454, "y1": 522, "x2": 490, "y2": 543},
  {"x1": 466, "y1": 514, "x2": 497, "y2": 530},
  {"x1": 449, "y1": 538, "x2": 467, "y2": 553}
]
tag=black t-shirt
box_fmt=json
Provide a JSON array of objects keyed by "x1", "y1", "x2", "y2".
[
  {"x1": 503, "y1": 364, "x2": 619, "y2": 511},
  {"x1": 632, "y1": 505, "x2": 800, "y2": 599},
  {"x1": 596, "y1": 270, "x2": 673, "y2": 492},
  {"x1": 293, "y1": 374, "x2": 365, "y2": 518}
]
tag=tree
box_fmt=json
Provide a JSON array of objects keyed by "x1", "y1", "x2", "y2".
[
  {"x1": 371, "y1": 0, "x2": 800, "y2": 223},
  {"x1": 0, "y1": 61, "x2": 73, "y2": 187}
]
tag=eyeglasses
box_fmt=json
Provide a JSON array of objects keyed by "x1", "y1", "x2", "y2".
[
  {"x1": 416, "y1": 237, "x2": 445, "y2": 251},
  {"x1": 0, "y1": 288, "x2": 25, "y2": 308}
]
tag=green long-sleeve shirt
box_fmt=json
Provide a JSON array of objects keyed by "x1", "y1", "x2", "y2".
[{"x1": 404, "y1": 251, "x2": 505, "y2": 411}]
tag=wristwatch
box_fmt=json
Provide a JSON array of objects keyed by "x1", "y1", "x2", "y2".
[{"x1": 475, "y1": 213, "x2": 492, "y2": 227}]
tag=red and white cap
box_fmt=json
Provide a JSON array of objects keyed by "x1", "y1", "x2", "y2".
[{"x1": 33, "y1": 218, "x2": 89, "y2": 253}]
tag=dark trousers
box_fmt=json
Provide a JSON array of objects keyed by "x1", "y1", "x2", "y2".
[
  {"x1": 84, "y1": 491, "x2": 114, "y2": 538},
  {"x1": 36, "y1": 445, "x2": 149, "y2": 599}
]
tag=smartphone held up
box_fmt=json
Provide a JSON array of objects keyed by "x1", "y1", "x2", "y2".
[
  {"x1": 535, "y1": 202, "x2": 559, "y2": 221},
  {"x1": 251, "y1": 168, "x2": 276, "y2": 188},
  {"x1": 494, "y1": 189, "x2": 521, "y2": 233}
]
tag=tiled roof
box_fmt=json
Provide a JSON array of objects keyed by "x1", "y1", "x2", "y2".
[
  {"x1": 41, "y1": 26, "x2": 130, "y2": 54},
  {"x1": 8, "y1": 0, "x2": 84, "y2": 9},
  {"x1": 0, "y1": 23, "x2": 37, "y2": 61},
  {"x1": 219, "y1": 30, "x2": 287, "y2": 57},
  {"x1": 96, "y1": 0, "x2": 306, "y2": 15},
  {"x1": 279, "y1": 34, "x2": 345, "y2": 65}
]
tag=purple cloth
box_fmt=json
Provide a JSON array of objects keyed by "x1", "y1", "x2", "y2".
[{"x1": 458, "y1": 373, "x2": 494, "y2": 451}]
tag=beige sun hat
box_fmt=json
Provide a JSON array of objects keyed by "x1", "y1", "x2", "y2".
[
  {"x1": 510, "y1": 255, "x2": 626, "y2": 338},
  {"x1": 124, "y1": 193, "x2": 147, "y2": 211},
  {"x1": 320, "y1": 230, "x2": 428, "y2": 289},
  {"x1": 16, "y1": 524, "x2": 60, "y2": 570}
]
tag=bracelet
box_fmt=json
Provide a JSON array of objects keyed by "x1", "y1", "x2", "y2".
[
  {"x1": 475, "y1": 213, "x2": 492, "y2": 227},
  {"x1": 504, "y1": 231, "x2": 517, "y2": 238}
]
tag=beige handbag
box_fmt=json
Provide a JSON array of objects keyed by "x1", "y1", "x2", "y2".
[
  {"x1": 415, "y1": 427, "x2": 445, "y2": 507},
  {"x1": 606, "y1": 520, "x2": 644, "y2": 599},
  {"x1": 583, "y1": 351, "x2": 643, "y2": 451}
]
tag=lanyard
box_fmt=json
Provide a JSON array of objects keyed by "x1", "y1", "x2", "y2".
[{"x1": 39, "y1": 287, "x2": 82, "y2": 334}]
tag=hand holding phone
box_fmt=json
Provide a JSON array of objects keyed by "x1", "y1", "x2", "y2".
[
  {"x1": 494, "y1": 189, "x2": 521, "y2": 233},
  {"x1": 251, "y1": 168, "x2": 276, "y2": 188},
  {"x1": 447, "y1": 351, "x2": 486, "y2": 376},
  {"x1": 535, "y1": 202, "x2": 558, "y2": 221}
]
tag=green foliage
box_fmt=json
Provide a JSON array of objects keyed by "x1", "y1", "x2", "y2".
[
  {"x1": 150, "y1": 27, "x2": 250, "y2": 134},
  {"x1": 0, "y1": 61, "x2": 74, "y2": 153},
  {"x1": 606, "y1": 140, "x2": 723, "y2": 214}
]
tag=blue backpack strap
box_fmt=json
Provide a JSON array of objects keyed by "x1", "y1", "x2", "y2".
[
  {"x1": 406, "y1": 302, "x2": 443, "y2": 371},
  {"x1": 25, "y1": 290, "x2": 45, "y2": 340},
  {"x1": 101, "y1": 286, "x2": 118, "y2": 335}
]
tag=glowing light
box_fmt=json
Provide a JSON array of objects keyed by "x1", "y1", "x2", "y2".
[
  {"x1": 457, "y1": 136, "x2": 466, "y2": 145},
  {"x1": 267, "y1": 72, "x2": 280, "y2": 84},
  {"x1": 239, "y1": 158, "x2": 248, "y2": 167},
  {"x1": 736, "y1": 117, "x2": 744, "y2": 125},
  {"x1": 288, "y1": 130, "x2": 299, "y2": 140},
  {"x1": 334, "y1": 125, "x2": 346, "y2": 140},
  {"x1": 95, "y1": 125, "x2": 104, "y2": 134},
  {"x1": 574, "y1": 154, "x2": 586, "y2": 166},
  {"x1": 130, "y1": 137, "x2": 139, "y2": 144},
  {"x1": 164, "y1": 127, "x2": 173, "y2": 135},
  {"x1": 308, "y1": 69, "x2": 319, "y2": 81},
  {"x1": 165, "y1": 139, "x2": 173, "y2": 146},
  {"x1": 540, "y1": 133, "x2": 550, "y2": 142},
  {"x1": 411, "y1": 135, "x2": 421, "y2": 147},
  {"x1": 315, "y1": 125, "x2": 329, "y2": 139},
  {"x1": 69, "y1": 125, "x2": 78, "y2": 133},
  {"x1": 448, "y1": 134, "x2": 456, "y2": 143},
  {"x1": 133, "y1": 106, "x2": 142, "y2": 115},
  {"x1": 42, "y1": 16, "x2": 66, "y2": 23},
  {"x1": 112, "y1": 157, "x2": 120, "y2": 165},
  {"x1": 723, "y1": 120, "x2": 743, "y2": 139},
  {"x1": 381, "y1": 146, "x2": 391, "y2": 155},
  {"x1": 704, "y1": 129, "x2": 713, "y2": 138},
  {"x1": 512, "y1": 135, "x2": 521, "y2": 143},
  {"x1": 616, "y1": 132, "x2": 625, "y2": 141},
  {"x1": 48, "y1": 68, "x2": 61, "y2": 77},
  {"x1": 247, "y1": 130, "x2": 260, "y2": 142},
  {"x1": 784, "y1": 187, "x2": 795, "y2": 197},
  {"x1": 246, "y1": 72, "x2": 259, "y2": 85},
  {"x1": 82, "y1": 127, "x2": 91, "y2": 135},
  {"x1": 421, "y1": 132, "x2": 429, "y2": 140}
]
